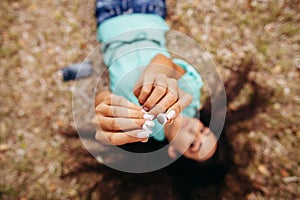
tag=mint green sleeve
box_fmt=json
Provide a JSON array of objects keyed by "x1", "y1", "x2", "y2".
[{"x1": 173, "y1": 58, "x2": 203, "y2": 117}]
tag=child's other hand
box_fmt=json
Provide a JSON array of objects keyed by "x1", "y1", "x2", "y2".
[
  {"x1": 92, "y1": 94, "x2": 149, "y2": 145},
  {"x1": 133, "y1": 73, "x2": 192, "y2": 119}
]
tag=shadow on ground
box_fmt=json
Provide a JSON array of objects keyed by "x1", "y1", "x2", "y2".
[{"x1": 59, "y1": 57, "x2": 273, "y2": 199}]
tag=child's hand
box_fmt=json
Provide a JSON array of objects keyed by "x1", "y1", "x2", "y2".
[
  {"x1": 92, "y1": 94, "x2": 150, "y2": 145},
  {"x1": 133, "y1": 73, "x2": 192, "y2": 119}
]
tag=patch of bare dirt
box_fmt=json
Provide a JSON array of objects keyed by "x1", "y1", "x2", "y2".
[{"x1": 0, "y1": 0, "x2": 299, "y2": 199}]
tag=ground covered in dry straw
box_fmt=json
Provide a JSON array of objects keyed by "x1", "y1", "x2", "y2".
[{"x1": 0, "y1": 0, "x2": 299, "y2": 199}]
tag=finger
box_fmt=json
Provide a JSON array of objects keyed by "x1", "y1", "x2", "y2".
[
  {"x1": 143, "y1": 74, "x2": 168, "y2": 109},
  {"x1": 95, "y1": 129, "x2": 147, "y2": 145},
  {"x1": 111, "y1": 130, "x2": 149, "y2": 145},
  {"x1": 111, "y1": 133, "x2": 142, "y2": 145},
  {"x1": 133, "y1": 73, "x2": 155, "y2": 98},
  {"x1": 95, "y1": 129, "x2": 113, "y2": 145},
  {"x1": 107, "y1": 95, "x2": 141, "y2": 110},
  {"x1": 138, "y1": 73, "x2": 155, "y2": 105},
  {"x1": 93, "y1": 115, "x2": 145, "y2": 131},
  {"x1": 148, "y1": 78, "x2": 178, "y2": 116},
  {"x1": 141, "y1": 137, "x2": 149, "y2": 143},
  {"x1": 165, "y1": 90, "x2": 193, "y2": 120},
  {"x1": 96, "y1": 104, "x2": 144, "y2": 118},
  {"x1": 133, "y1": 77, "x2": 143, "y2": 98}
]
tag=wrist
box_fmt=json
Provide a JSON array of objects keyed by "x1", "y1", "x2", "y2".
[
  {"x1": 142, "y1": 54, "x2": 175, "y2": 77},
  {"x1": 143, "y1": 54, "x2": 185, "y2": 79}
]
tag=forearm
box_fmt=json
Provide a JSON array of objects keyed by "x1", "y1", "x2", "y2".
[{"x1": 142, "y1": 54, "x2": 185, "y2": 80}]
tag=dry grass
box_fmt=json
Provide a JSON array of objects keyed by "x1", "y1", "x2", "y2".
[{"x1": 0, "y1": 0, "x2": 299, "y2": 199}]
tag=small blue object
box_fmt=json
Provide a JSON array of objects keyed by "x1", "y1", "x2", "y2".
[{"x1": 59, "y1": 61, "x2": 93, "y2": 81}]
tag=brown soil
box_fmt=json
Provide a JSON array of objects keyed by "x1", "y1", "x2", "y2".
[{"x1": 0, "y1": 0, "x2": 299, "y2": 199}]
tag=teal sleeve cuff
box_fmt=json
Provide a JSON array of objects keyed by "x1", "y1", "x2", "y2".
[{"x1": 173, "y1": 58, "x2": 203, "y2": 117}]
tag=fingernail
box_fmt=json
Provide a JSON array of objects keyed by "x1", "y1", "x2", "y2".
[
  {"x1": 141, "y1": 109, "x2": 147, "y2": 113},
  {"x1": 145, "y1": 120, "x2": 155, "y2": 127},
  {"x1": 142, "y1": 123, "x2": 153, "y2": 134},
  {"x1": 141, "y1": 137, "x2": 148, "y2": 143},
  {"x1": 157, "y1": 113, "x2": 167, "y2": 125},
  {"x1": 166, "y1": 110, "x2": 176, "y2": 119},
  {"x1": 142, "y1": 106, "x2": 149, "y2": 112},
  {"x1": 137, "y1": 131, "x2": 149, "y2": 138},
  {"x1": 143, "y1": 113, "x2": 155, "y2": 120}
]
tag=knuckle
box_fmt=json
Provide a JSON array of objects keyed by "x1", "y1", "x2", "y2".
[
  {"x1": 104, "y1": 95, "x2": 111, "y2": 103},
  {"x1": 138, "y1": 97, "x2": 146, "y2": 105},
  {"x1": 141, "y1": 87, "x2": 151, "y2": 96},
  {"x1": 95, "y1": 103, "x2": 105, "y2": 111},
  {"x1": 157, "y1": 73, "x2": 166, "y2": 79},
  {"x1": 101, "y1": 104, "x2": 111, "y2": 116},
  {"x1": 168, "y1": 92, "x2": 178, "y2": 102},
  {"x1": 111, "y1": 119, "x2": 118, "y2": 130},
  {"x1": 169, "y1": 97, "x2": 177, "y2": 105},
  {"x1": 135, "y1": 119, "x2": 144, "y2": 127},
  {"x1": 95, "y1": 131, "x2": 109, "y2": 144},
  {"x1": 143, "y1": 80, "x2": 153, "y2": 87},
  {"x1": 119, "y1": 98, "x2": 127, "y2": 106},
  {"x1": 95, "y1": 104, "x2": 101, "y2": 112},
  {"x1": 110, "y1": 136, "x2": 119, "y2": 145},
  {"x1": 134, "y1": 80, "x2": 142, "y2": 88},
  {"x1": 98, "y1": 121, "x2": 106, "y2": 130},
  {"x1": 156, "y1": 85, "x2": 167, "y2": 94},
  {"x1": 169, "y1": 78, "x2": 177, "y2": 84},
  {"x1": 171, "y1": 102, "x2": 181, "y2": 111},
  {"x1": 134, "y1": 110, "x2": 143, "y2": 118},
  {"x1": 95, "y1": 131, "x2": 103, "y2": 141},
  {"x1": 110, "y1": 95, "x2": 119, "y2": 104},
  {"x1": 93, "y1": 115, "x2": 102, "y2": 125},
  {"x1": 152, "y1": 107, "x2": 163, "y2": 115},
  {"x1": 133, "y1": 87, "x2": 140, "y2": 97},
  {"x1": 95, "y1": 131, "x2": 101, "y2": 141},
  {"x1": 111, "y1": 107, "x2": 119, "y2": 117},
  {"x1": 139, "y1": 119, "x2": 145, "y2": 126},
  {"x1": 167, "y1": 87, "x2": 177, "y2": 95},
  {"x1": 174, "y1": 104, "x2": 182, "y2": 112},
  {"x1": 146, "y1": 72, "x2": 155, "y2": 79}
]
